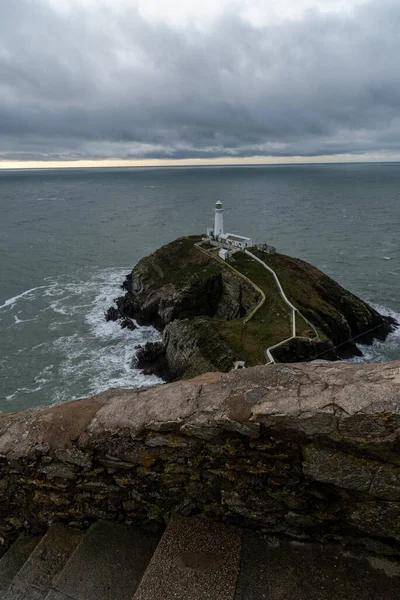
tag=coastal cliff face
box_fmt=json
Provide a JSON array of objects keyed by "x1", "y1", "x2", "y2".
[
  {"x1": 136, "y1": 318, "x2": 238, "y2": 381},
  {"x1": 116, "y1": 236, "x2": 257, "y2": 329},
  {"x1": 263, "y1": 253, "x2": 392, "y2": 351},
  {"x1": 0, "y1": 362, "x2": 399, "y2": 562},
  {"x1": 107, "y1": 236, "x2": 396, "y2": 381}
]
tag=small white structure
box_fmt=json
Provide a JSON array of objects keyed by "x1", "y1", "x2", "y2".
[
  {"x1": 234, "y1": 360, "x2": 246, "y2": 369},
  {"x1": 218, "y1": 248, "x2": 232, "y2": 261}
]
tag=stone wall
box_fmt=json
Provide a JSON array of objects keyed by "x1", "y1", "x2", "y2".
[{"x1": 0, "y1": 362, "x2": 399, "y2": 560}]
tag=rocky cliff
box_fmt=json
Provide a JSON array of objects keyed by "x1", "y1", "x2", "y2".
[
  {"x1": 111, "y1": 236, "x2": 257, "y2": 328},
  {"x1": 107, "y1": 236, "x2": 396, "y2": 381}
]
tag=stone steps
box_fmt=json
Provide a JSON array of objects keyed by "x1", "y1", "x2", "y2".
[
  {"x1": 0, "y1": 533, "x2": 42, "y2": 594},
  {"x1": 3, "y1": 524, "x2": 83, "y2": 600},
  {"x1": 1, "y1": 518, "x2": 399, "y2": 600},
  {"x1": 133, "y1": 515, "x2": 242, "y2": 600},
  {"x1": 46, "y1": 521, "x2": 161, "y2": 600}
]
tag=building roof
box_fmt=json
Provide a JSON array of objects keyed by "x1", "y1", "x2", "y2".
[{"x1": 224, "y1": 233, "x2": 252, "y2": 242}]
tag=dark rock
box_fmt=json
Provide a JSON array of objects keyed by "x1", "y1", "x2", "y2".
[
  {"x1": 120, "y1": 318, "x2": 136, "y2": 331},
  {"x1": 105, "y1": 307, "x2": 119, "y2": 322},
  {"x1": 273, "y1": 339, "x2": 337, "y2": 363},
  {"x1": 107, "y1": 236, "x2": 258, "y2": 332},
  {"x1": 121, "y1": 273, "x2": 132, "y2": 292},
  {"x1": 116, "y1": 294, "x2": 137, "y2": 320},
  {"x1": 162, "y1": 317, "x2": 237, "y2": 381},
  {"x1": 134, "y1": 317, "x2": 238, "y2": 382},
  {"x1": 348, "y1": 501, "x2": 400, "y2": 541},
  {"x1": 133, "y1": 341, "x2": 170, "y2": 380}
]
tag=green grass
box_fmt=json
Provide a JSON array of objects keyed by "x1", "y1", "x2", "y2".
[
  {"x1": 250, "y1": 250, "x2": 336, "y2": 340},
  {"x1": 137, "y1": 236, "x2": 222, "y2": 287},
  {"x1": 218, "y1": 252, "x2": 294, "y2": 365},
  {"x1": 137, "y1": 239, "x2": 324, "y2": 367},
  {"x1": 218, "y1": 250, "x2": 324, "y2": 365}
]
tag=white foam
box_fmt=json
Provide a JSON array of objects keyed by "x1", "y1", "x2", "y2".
[
  {"x1": 13, "y1": 315, "x2": 38, "y2": 325},
  {"x1": 5, "y1": 385, "x2": 46, "y2": 402},
  {"x1": 49, "y1": 300, "x2": 71, "y2": 315},
  {"x1": 0, "y1": 285, "x2": 49, "y2": 311},
  {"x1": 349, "y1": 303, "x2": 400, "y2": 364},
  {"x1": 25, "y1": 267, "x2": 164, "y2": 405},
  {"x1": 4, "y1": 267, "x2": 400, "y2": 411}
]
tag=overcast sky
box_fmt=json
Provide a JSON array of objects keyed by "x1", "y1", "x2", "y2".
[{"x1": 1, "y1": 0, "x2": 400, "y2": 166}]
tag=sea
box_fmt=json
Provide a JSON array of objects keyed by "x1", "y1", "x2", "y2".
[{"x1": 0, "y1": 164, "x2": 399, "y2": 413}]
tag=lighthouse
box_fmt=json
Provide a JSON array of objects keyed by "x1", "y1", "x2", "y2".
[
  {"x1": 214, "y1": 200, "x2": 224, "y2": 237},
  {"x1": 206, "y1": 200, "x2": 253, "y2": 251}
]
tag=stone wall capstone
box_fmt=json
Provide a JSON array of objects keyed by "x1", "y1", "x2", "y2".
[{"x1": 0, "y1": 362, "x2": 399, "y2": 560}]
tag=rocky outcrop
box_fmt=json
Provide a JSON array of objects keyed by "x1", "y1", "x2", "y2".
[
  {"x1": 135, "y1": 317, "x2": 237, "y2": 381},
  {"x1": 0, "y1": 362, "x2": 399, "y2": 562},
  {"x1": 272, "y1": 337, "x2": 338, "y2": 362},
  {"x1": 107, "y1": 236, "x2": 397, "y2": 380},
  {"x1": 267, "y1": 253, "x2": 395, "y2": 356},
  {"x1": 118, "y1": 236, "x2": 256, "y2": 329}
]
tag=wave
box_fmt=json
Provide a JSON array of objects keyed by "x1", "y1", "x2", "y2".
[
  {"x1": 349, "y1": 303, "x2": 400, "y2": 364},
  {"x1": 0, "y1": 285, "x2": 49, "y2": 311},
  {"x1": 14, "y1": 315, "x2": 38, "y2": 324},
  {"x1": 1, "y1": 266, "x2": 163, "y2": 411},
  {"x1": 2, "y1": 270, "x2": 399, "y2": 411}
]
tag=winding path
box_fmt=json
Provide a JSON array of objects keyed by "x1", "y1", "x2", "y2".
[
  {"x1": 195, "y1": 241, "x2": 319, "y2": 365},
  {"x1": 244, "y1": 250, "x2": 319, "y2": 364},
  {"x1": 195, "y1": 242, "x2": 266, "y2": 322}
]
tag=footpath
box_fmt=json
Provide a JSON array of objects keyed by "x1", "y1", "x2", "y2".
[
  {"x1": 244, "y1": 250, "x2": 319, "y2": 363},
  {"x1": 195, "y1": 242, "x2": 319, "y2": 365}
]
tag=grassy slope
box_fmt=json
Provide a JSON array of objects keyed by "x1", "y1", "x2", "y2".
[
  {"x1": 252, "y1": 250, "x2": 368, "y2": 342},
  {"x1": 220, "y1": 251, "x2": 318, "y2": 365},
  {"x1": 136, "y1": 236, "x2": 222, "y2": 288}
]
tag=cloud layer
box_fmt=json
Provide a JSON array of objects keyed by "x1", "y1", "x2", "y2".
[{"x1": 1, "y1": 0, "x2": 400, "y2": 161}]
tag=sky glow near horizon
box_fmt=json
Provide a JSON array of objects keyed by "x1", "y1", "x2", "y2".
[{"x1": 2, "y1": 0, "x2": 400, "y2": 167}]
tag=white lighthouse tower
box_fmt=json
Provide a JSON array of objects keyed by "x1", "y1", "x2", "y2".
[{"x1": 214, "y1": 200, "x2": 224, "y2": 237}]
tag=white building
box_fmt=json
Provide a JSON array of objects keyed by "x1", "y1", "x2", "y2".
[
  {"x1": 218, "y1": 248, "x2": 232, "y2": 261},
  {"x1": 207, "y1": 200, "x2": 253, "y2": 249},
  {"x1": 218, "y1": 232, "x2": 253, "y2": 250}
]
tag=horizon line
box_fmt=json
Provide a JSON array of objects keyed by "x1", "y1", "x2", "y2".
[{"x1": 2, "y1": 154, "x2": 400, "y2": 170}]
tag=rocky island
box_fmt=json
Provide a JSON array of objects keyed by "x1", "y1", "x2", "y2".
[{"x1": 106, "y1": 235, "x2": 396, "y2": 382}]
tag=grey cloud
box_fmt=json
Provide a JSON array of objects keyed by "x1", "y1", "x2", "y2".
[{"x1": 1, "y1": 0, "x2": 400, "y2": 160}]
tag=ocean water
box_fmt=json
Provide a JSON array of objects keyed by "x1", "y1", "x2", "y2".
[{"x1": 0, "y1": 164, "x2": 399, "y2": 413}]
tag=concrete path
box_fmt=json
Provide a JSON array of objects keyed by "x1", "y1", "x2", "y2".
[
  {"x1": 195, "y1": 242, "x2": 266, "y2": 323},
  {"x1": 196, "y1": 242, "x2": 320, "y2": 365},
  {"x1": 244, "y1": 250, "x2": 319, "y2": 363}
]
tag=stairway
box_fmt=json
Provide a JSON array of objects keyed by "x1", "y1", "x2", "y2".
[{"x1": 0, "y1": 516, "x2": 399, "y2": 600}]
